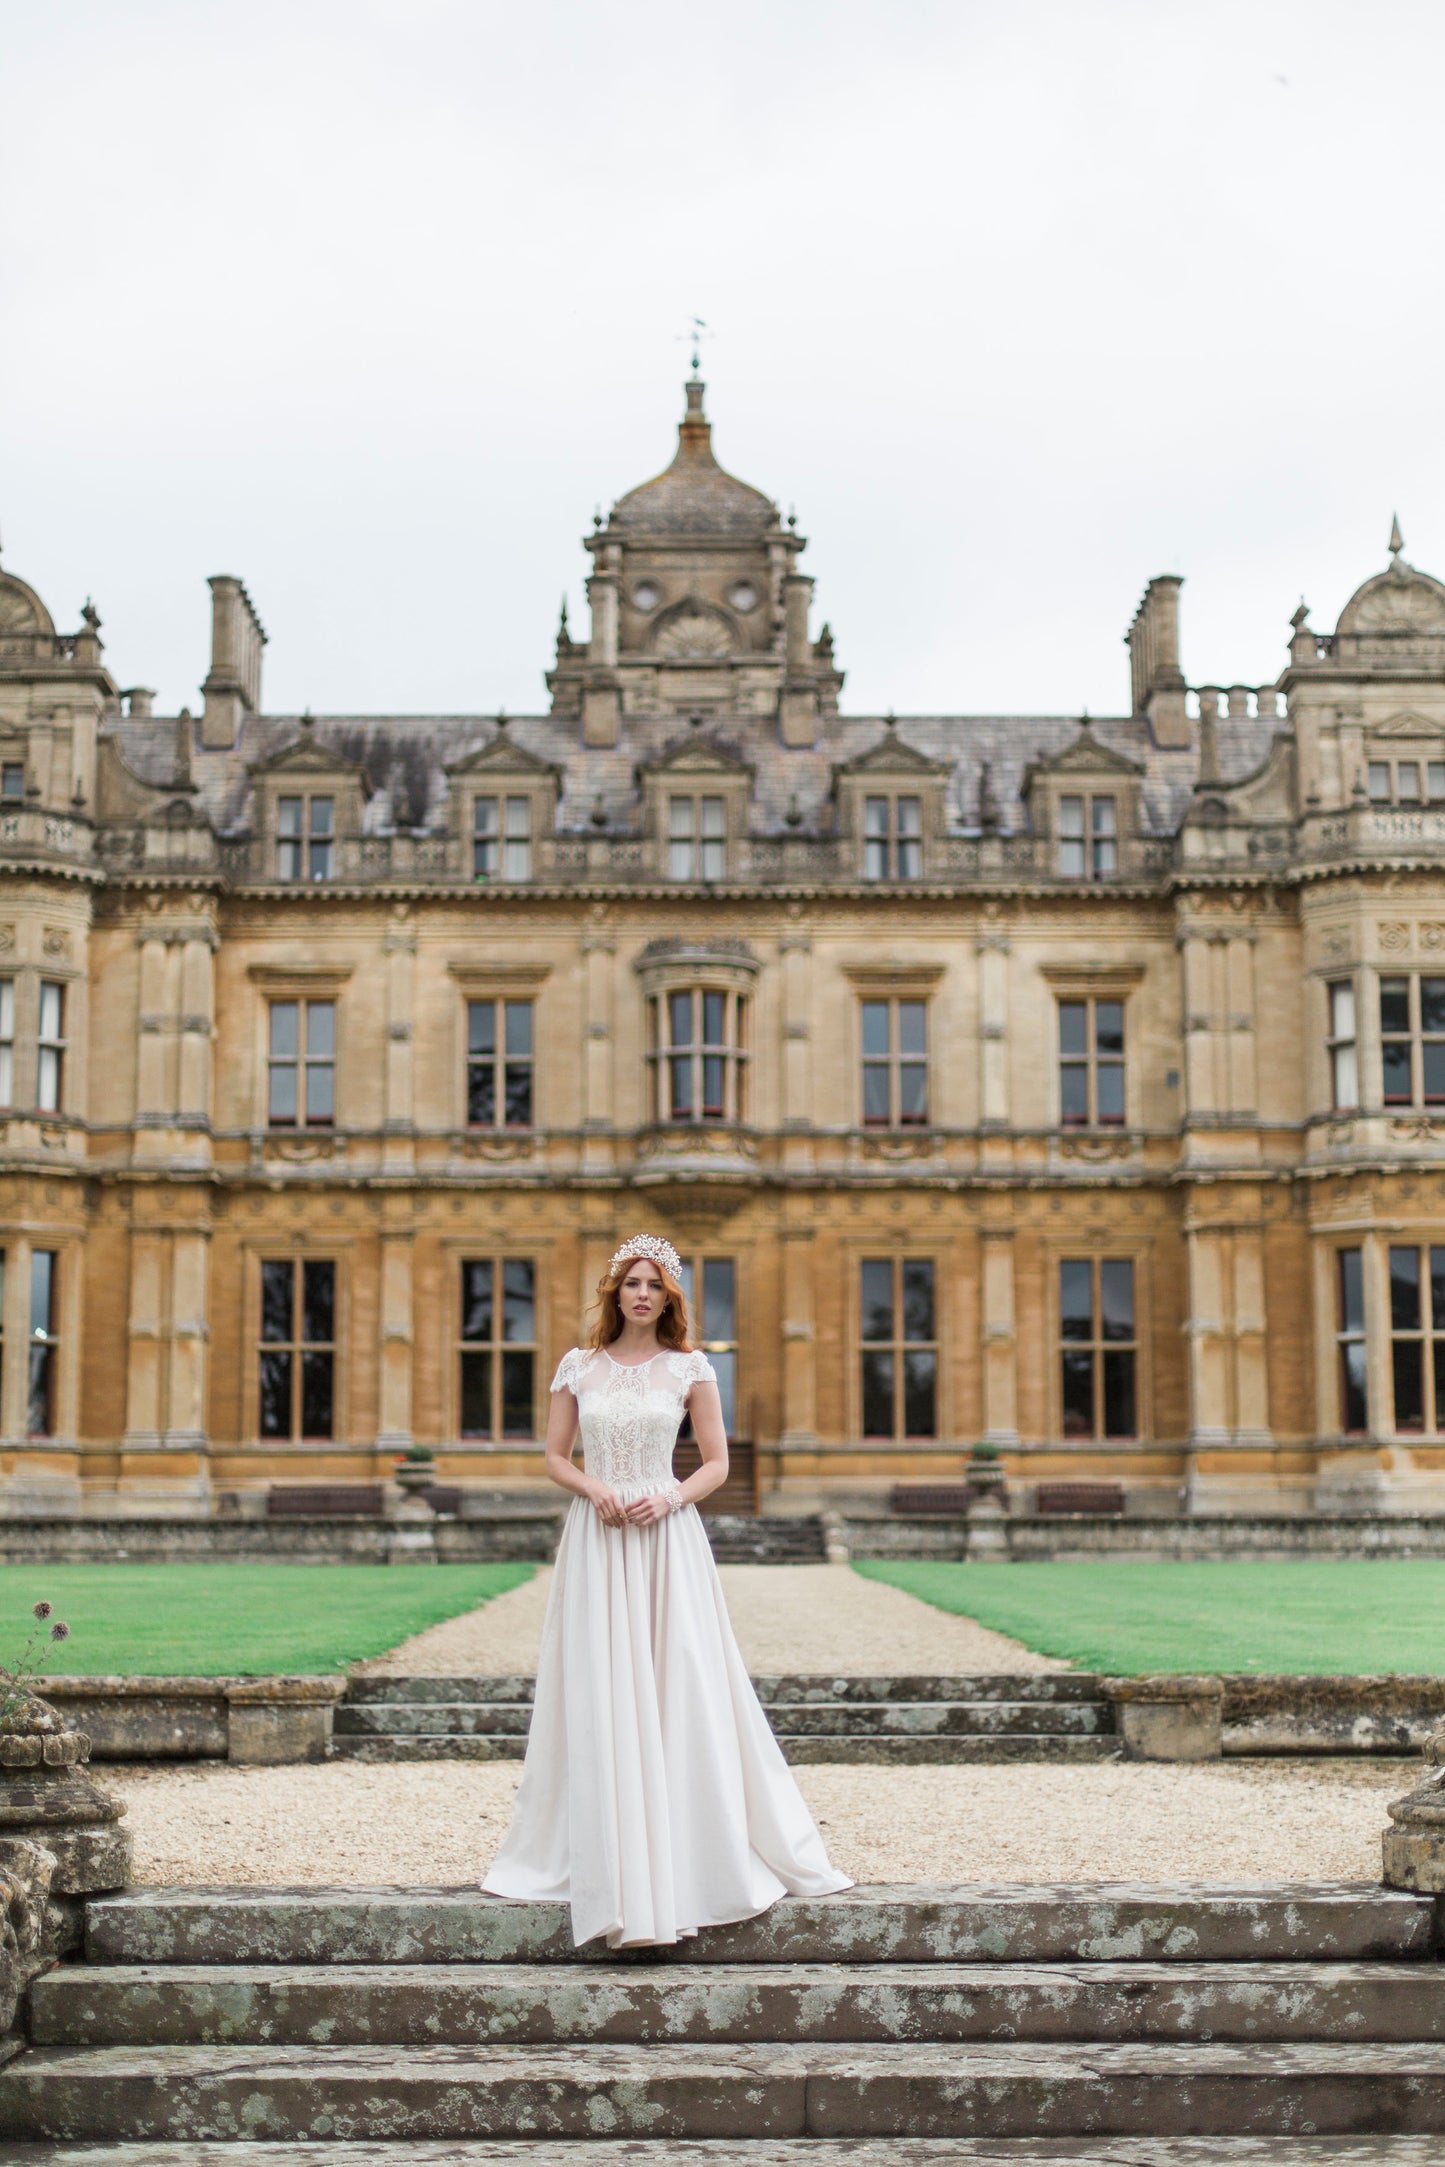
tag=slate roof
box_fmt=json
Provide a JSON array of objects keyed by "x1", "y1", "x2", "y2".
[{"x1": 105, "y1": 703, "x2": 1285, "y2": 843}]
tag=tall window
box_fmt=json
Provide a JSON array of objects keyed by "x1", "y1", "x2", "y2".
[
  {"x1": 649, "y1": 988, "x2": 748, "y2": 1123},
  {"x1": 861, "y1": 999, "x2": 928, "y2": 1125},
  {"x1": 860, "y1": 1257, "x2": 937, "y2": 1438},
  {"x1": 474, "y1": 796, "x2": 531, "y2": 881},
  {"x1": 668, "y1": 795, "x2": 726, "y2": 881},
  {"x1": 1058, "y1": 793, "x2": 1117, "y2": 879},
  {"x1": 259, "y1": 1258, "x2": 335, "y2": 1440},
  {"x1": 0, "y1": 979, "x2": 13, "y2": 1107},
  {"x1": 1327, "y1": 980, "x2": 1358, "y2": 1111},
  {"x1": 1380, "y1": 976, "x2": 1445, "y2": 1107},
  {"x1": 459, "y1": 1258, "x2": 536, "y2": 1438},
  {"x1": 1388, "y1": 1245, "x2": 1445, "y2": 1434},
  {"x1": 36, "y1": 982, "x2": 64, "y2": 1112},
  {"x1": 1368, "y1": 759, "x2": 1445, "y2": 806},
  {"x1": 268, "y1": 1000, "x2": 335, "y2": 1127},
  {"x1": 0, "y1": 763, "x2": 23, "y2": 802},
  {"x1": 1059, "y1": 998, "x2": 1125, "y2": 1127},
  {"x1": 277, "y1": 795, "x2": 334, "y2": 881},
  {"x1": 466, "y1": 999, "x2": 533, "y2": 1127},
  {"x1": 677, "y1": 1255, "x2": 737, "y2": 1433},
  {"x1": 1060, "y1": 1257, "x2": 1136, "y2": 1438},
  {"x1": 1337, "y1": 1247, "x2": 1367, "y2": 1435},
  {"x1": 863, "y1": 795, "x2": 921, "y2": 880},
  {"x1": 28, "y1": 1249, "x2": 57, "y2": 1438}
]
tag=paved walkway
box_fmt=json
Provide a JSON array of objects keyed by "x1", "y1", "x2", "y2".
[{"x1": 357, "y1": 1563, "x2": 1069, "y2": 1676}]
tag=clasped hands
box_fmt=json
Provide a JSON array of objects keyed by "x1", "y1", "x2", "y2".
[{"x1": 587, "y1": 1482, "x2": 678, "y2": 1528}]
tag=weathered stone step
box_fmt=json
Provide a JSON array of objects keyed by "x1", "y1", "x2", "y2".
[
  {"x1": 31, "y1": 1959, "x2": 1445, "y2": 2050},
  {"x1": 84, "y1": 1884, "x2": 1435, "y2": 1969},
  {"x1": 10, "y1": 2040, "x2": 1445, "y2": 2142},
  {"x1": 330, "y1": 1732, "x2": 1121, "y2": 1765},
  {"x1": 766, "y1": 1702, "x2": 1112, "y2": 1738},
  {"x1": 8, "y1": 2142, "x2": 1445, "y2": 2166},
  {"x1": 334, "y1": 1705, "x2": 533, "y2": 1737},
  {"x1": 340, "y1": 1672, "x2": 1105, "y2": 1706}
]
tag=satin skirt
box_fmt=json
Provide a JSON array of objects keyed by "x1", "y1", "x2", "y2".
[{"x1": 481, "y1": 1484, "x2": 852, "y2": 1949}]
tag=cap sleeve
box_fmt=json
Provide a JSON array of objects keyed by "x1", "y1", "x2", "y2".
[
  {"x1": 683, "y1": 1350, "x2": 718, "y2": 1391},
  {"x1": 550, "y1": 1348, "x2": 588, "y2": 1396}
]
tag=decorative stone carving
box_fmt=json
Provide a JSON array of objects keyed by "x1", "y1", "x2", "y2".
[
  {"x1": 1384, "y1": 1718, "x2": 1445, "y2": 1888},
  {"x1": 0, "y1": 1835, "x2": 55, "y2": 2034},
  {"x1": 0, "y1": 1689, "x2": 132, "y2": 1901},
  {"x1": 1379, "y1": 921, "x2": 1411, "y2": 951}
]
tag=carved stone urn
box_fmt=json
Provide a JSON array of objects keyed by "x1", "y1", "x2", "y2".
[
  {"x1": 1383, "y1": 1716, "x2": 1445, "y2": 1888},
  {"x1": 0, "y1": 1688, "x2": 132, "y2": 1904}
]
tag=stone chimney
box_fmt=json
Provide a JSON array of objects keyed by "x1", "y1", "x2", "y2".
[
  {"x1": 199, "y1": 576, "x2": 267, "y2": 750},
  {"x1": 1126, "y1": 575, "x2": 1189, "y2": 748}
]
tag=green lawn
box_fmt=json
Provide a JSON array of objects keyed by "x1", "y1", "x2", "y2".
[
  {"x1": 0, "y1": 1563, "x2": 534, "y2": 1678},
  {"x1": 855, "y1": 1559, "x2": 1445, "y2": 1676}
]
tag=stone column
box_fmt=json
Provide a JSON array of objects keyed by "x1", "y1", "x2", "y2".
[
  {"x1": 1180, "y1": 932, "x2": 1216, "y2": 1121},
  {"x1": 376, "y1": 1226, "x2": 414, "y2": 1456},
  {"x1": 1184, "y1": 1227, "x2": 1230, "y2": 1449},
  {"x1": 0, "y1": 1237, "x2": 29, "y2": 1442},
  {"x1": 976, "y1": 928, "x2": 1011, "y2": 1167},
  {"x1": 1226, "y1": 933, "x2": 1257, "y2": 1119},
  {"x1": 383, "y1": 912, "x2": 415, "y2": 1172},
  {"x1": 122, "y1": 1230, "x2": 164, "y2": 1451},
  {"x1": 779, "y1": 930, "x2": 813, "y2": 1161},
  {"x1": 134, "y1": 935, "x2": 171, "y2": 1120},
  {"x1": 1232, "y1": 1226, "x2": 1271, "y2": 1444},
  {"x1": 176, "y1": 936, "x2": 214, "y2": 1127},
  {"x1": 582, "y1": 933, "x2": 616, "y2": 1171},
  {"x1": 163, "y1": 1229, "x2": 209, "y2": 1453},
  {"x1": 779, "y1": 1225, "x2": 818, "y2": 1451},
  {"x1": 979, "y1": 1227, "x2": 1018, "y2": 1447}
]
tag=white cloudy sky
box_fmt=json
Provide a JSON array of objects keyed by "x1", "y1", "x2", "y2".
[{"x1": 2, "y1": 1, "x2": 1442, "y2": 722}]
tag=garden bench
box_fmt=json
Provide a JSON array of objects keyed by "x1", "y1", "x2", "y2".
[{"x1": 1034, "y1": 1481, "x2": 1126, "y2": 1516}]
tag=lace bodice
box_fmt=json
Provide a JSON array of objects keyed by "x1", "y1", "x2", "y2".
[{"x1": 551, "y1": 1346, "x2": 718, "y2": 1494}]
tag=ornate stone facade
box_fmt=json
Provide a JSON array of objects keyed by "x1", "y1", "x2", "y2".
[{"x1": 3, "y1": 385, "x2": 1445, "y2": 1517}]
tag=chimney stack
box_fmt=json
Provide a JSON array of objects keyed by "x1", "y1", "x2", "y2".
[
  {"x1": 1126, "y1": 575, "x2": 1189, "y2": 748},
  {"x1": 200, "y1": 575, "x2": 267, "y2": 749}
]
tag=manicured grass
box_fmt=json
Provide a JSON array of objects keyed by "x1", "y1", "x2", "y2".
[
  {"x1": 855, "y1": 1558, "x2": 1445, "y2": 1675},
  {"x1": 0, "y1": 1563, "x2": 534, "y2": 1677}
]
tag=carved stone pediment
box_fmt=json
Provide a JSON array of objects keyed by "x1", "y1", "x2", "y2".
[
  {"x1": 1369, "y1": 711, "x2": 1445, "y2": 741},
  {"x1": 445, "y1": 732, "x2": 561, "y2": 780},
  {"x1": 834, "y1": 729, "x2": 949, "y2": 780}
]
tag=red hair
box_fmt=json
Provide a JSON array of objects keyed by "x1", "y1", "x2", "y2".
[{"x1": 584, "y1": 1250, "x2": 692, "y2": 1353}]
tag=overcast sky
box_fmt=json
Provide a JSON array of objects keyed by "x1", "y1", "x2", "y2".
[{"x1": 2, "y1": 1, "x2": 1442, "y2": 723}]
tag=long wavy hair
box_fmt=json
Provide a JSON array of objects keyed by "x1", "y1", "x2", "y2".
[{"x1": 584, "y1": 1250, "x2": 693, "y2": 1353}]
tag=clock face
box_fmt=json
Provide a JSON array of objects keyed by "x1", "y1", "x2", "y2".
[
  {"x1": 632, "y1": 581, "x2": 661, "y2": 612},
  {"x1": 728, "y1": 580, "x2": 758, "y2": 614}
]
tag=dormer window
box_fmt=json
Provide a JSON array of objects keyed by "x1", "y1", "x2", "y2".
[
  {"x1": 864, "y1": 795, "x2": 921, "y2": 880},
  {"x1": 669, "y1": 794, "x2": 726, "y2": 881},
  {"x1": 278, "y1": 795, "x2": 333, "y2": 881},
  {"x1": 1368, "y1": 759, "x2": 1445, "y2": 806},
  {"x1": 474, "y1": 796, "x2": 531, "y2": 881},
  {"x1": 1059, "y1": 793, "x2": 1117, "y2": 879}
]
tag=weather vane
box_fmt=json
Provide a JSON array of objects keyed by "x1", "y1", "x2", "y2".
[{"x1": 677, "y1": 316, "x2": 711, "y2": 375}]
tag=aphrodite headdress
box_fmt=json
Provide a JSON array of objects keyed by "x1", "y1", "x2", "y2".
[{"x1": 608, "y1": 1234, "x2": 683, "y2": 1282}]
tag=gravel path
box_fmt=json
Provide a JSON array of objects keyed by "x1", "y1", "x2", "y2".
[
  {"x1": 357, "y1": 1563, "x2": 1067, "y2": 1676},
  {"x1": 105, "y1": 1757, "x2": 1403, "y2": 1888}
]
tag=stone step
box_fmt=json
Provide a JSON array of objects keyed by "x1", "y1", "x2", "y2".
[
  {"x1": 31, "y1": 1960, "x2": 1445, "y2": 2050},
  {"x1": 332, "y1": 1699, "x2": 1112, "y2": 1740},
  {"x1": 11, "y1": 2147, "x2": 1445, "y2": 2167},
  {"x1": 330, "y1": 1732, "x2": 1121, "y2": 1765},
  {"x1": 83, "y1": 1885, "x2": 1435, "y2": 1969},
  {"x1": 9, "y1": 2040, "x2": 1445, "y2": 2143},
  {"x1": 8, "y1": 2142, "x2": 1445, "y2": 2166},
  {"x1": 341, "y1": 1671, "x2": 1106, "y2": 1707}
]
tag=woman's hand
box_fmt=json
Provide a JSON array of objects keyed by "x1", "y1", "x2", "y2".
[
  {"x1": 624, "y1": 1491, "x2": 675, "y2": 1526},
  {"x1": 586, "y1": 1479, "x2": 628, "y2": 1527}
]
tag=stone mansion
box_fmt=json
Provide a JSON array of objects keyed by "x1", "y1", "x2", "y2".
[{"x1": 0, "y1": 376, "x2": 1442, "y2": 1518}]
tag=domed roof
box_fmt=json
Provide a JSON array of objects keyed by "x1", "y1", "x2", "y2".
[{"x1": 609, "y1": 380, "x2": 777, "y2": 538}]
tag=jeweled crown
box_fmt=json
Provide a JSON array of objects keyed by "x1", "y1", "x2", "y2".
[{"x1": 608, "y1": 1234, "x2": 682, "y2": 1283}]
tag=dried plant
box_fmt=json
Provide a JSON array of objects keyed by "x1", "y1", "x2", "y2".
[{"x1": 0, "y1": 1601, "x2": 71, "y2": 1730}]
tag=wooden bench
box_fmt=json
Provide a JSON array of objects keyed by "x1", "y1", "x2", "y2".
[
  {"x1": 1034, "y1": 1481, "x2": 1126, "y2": 1516},
  {"x1": 674, "y1": 1438, "x2": 759, "y2": 1515},
  {"x1": 889, "y1": 1483, "x2": 974, "y2": 1516},
  {"x1": 266, "y1": 1484, "x2": 386, "y2": 1518}
]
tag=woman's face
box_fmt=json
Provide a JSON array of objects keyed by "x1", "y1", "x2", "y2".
[{"x1": 619, "y1": 1260, "x2": 667, "y2": 1326}]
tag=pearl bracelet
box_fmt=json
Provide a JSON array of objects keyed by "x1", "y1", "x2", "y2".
[{"x1": 659, "y1": 1484, "x2": 685, "y2": 1516}]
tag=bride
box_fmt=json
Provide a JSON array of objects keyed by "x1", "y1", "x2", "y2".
[{"x1": 482, "y1": 1233, "x2": 851, "y2": 1949}]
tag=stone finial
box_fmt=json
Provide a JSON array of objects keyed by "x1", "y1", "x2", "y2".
[{"x1": 1390, "y1": 513, "x2": 1405, "y2": 565}]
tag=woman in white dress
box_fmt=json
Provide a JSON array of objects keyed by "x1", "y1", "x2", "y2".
[{"x1": 483, "y1": 1233, "x2": 851, "y2": 1950}]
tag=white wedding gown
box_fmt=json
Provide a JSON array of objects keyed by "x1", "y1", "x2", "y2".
[{"x1": 482, "y1": 1344, "x2": 852, "y2": 1948}]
